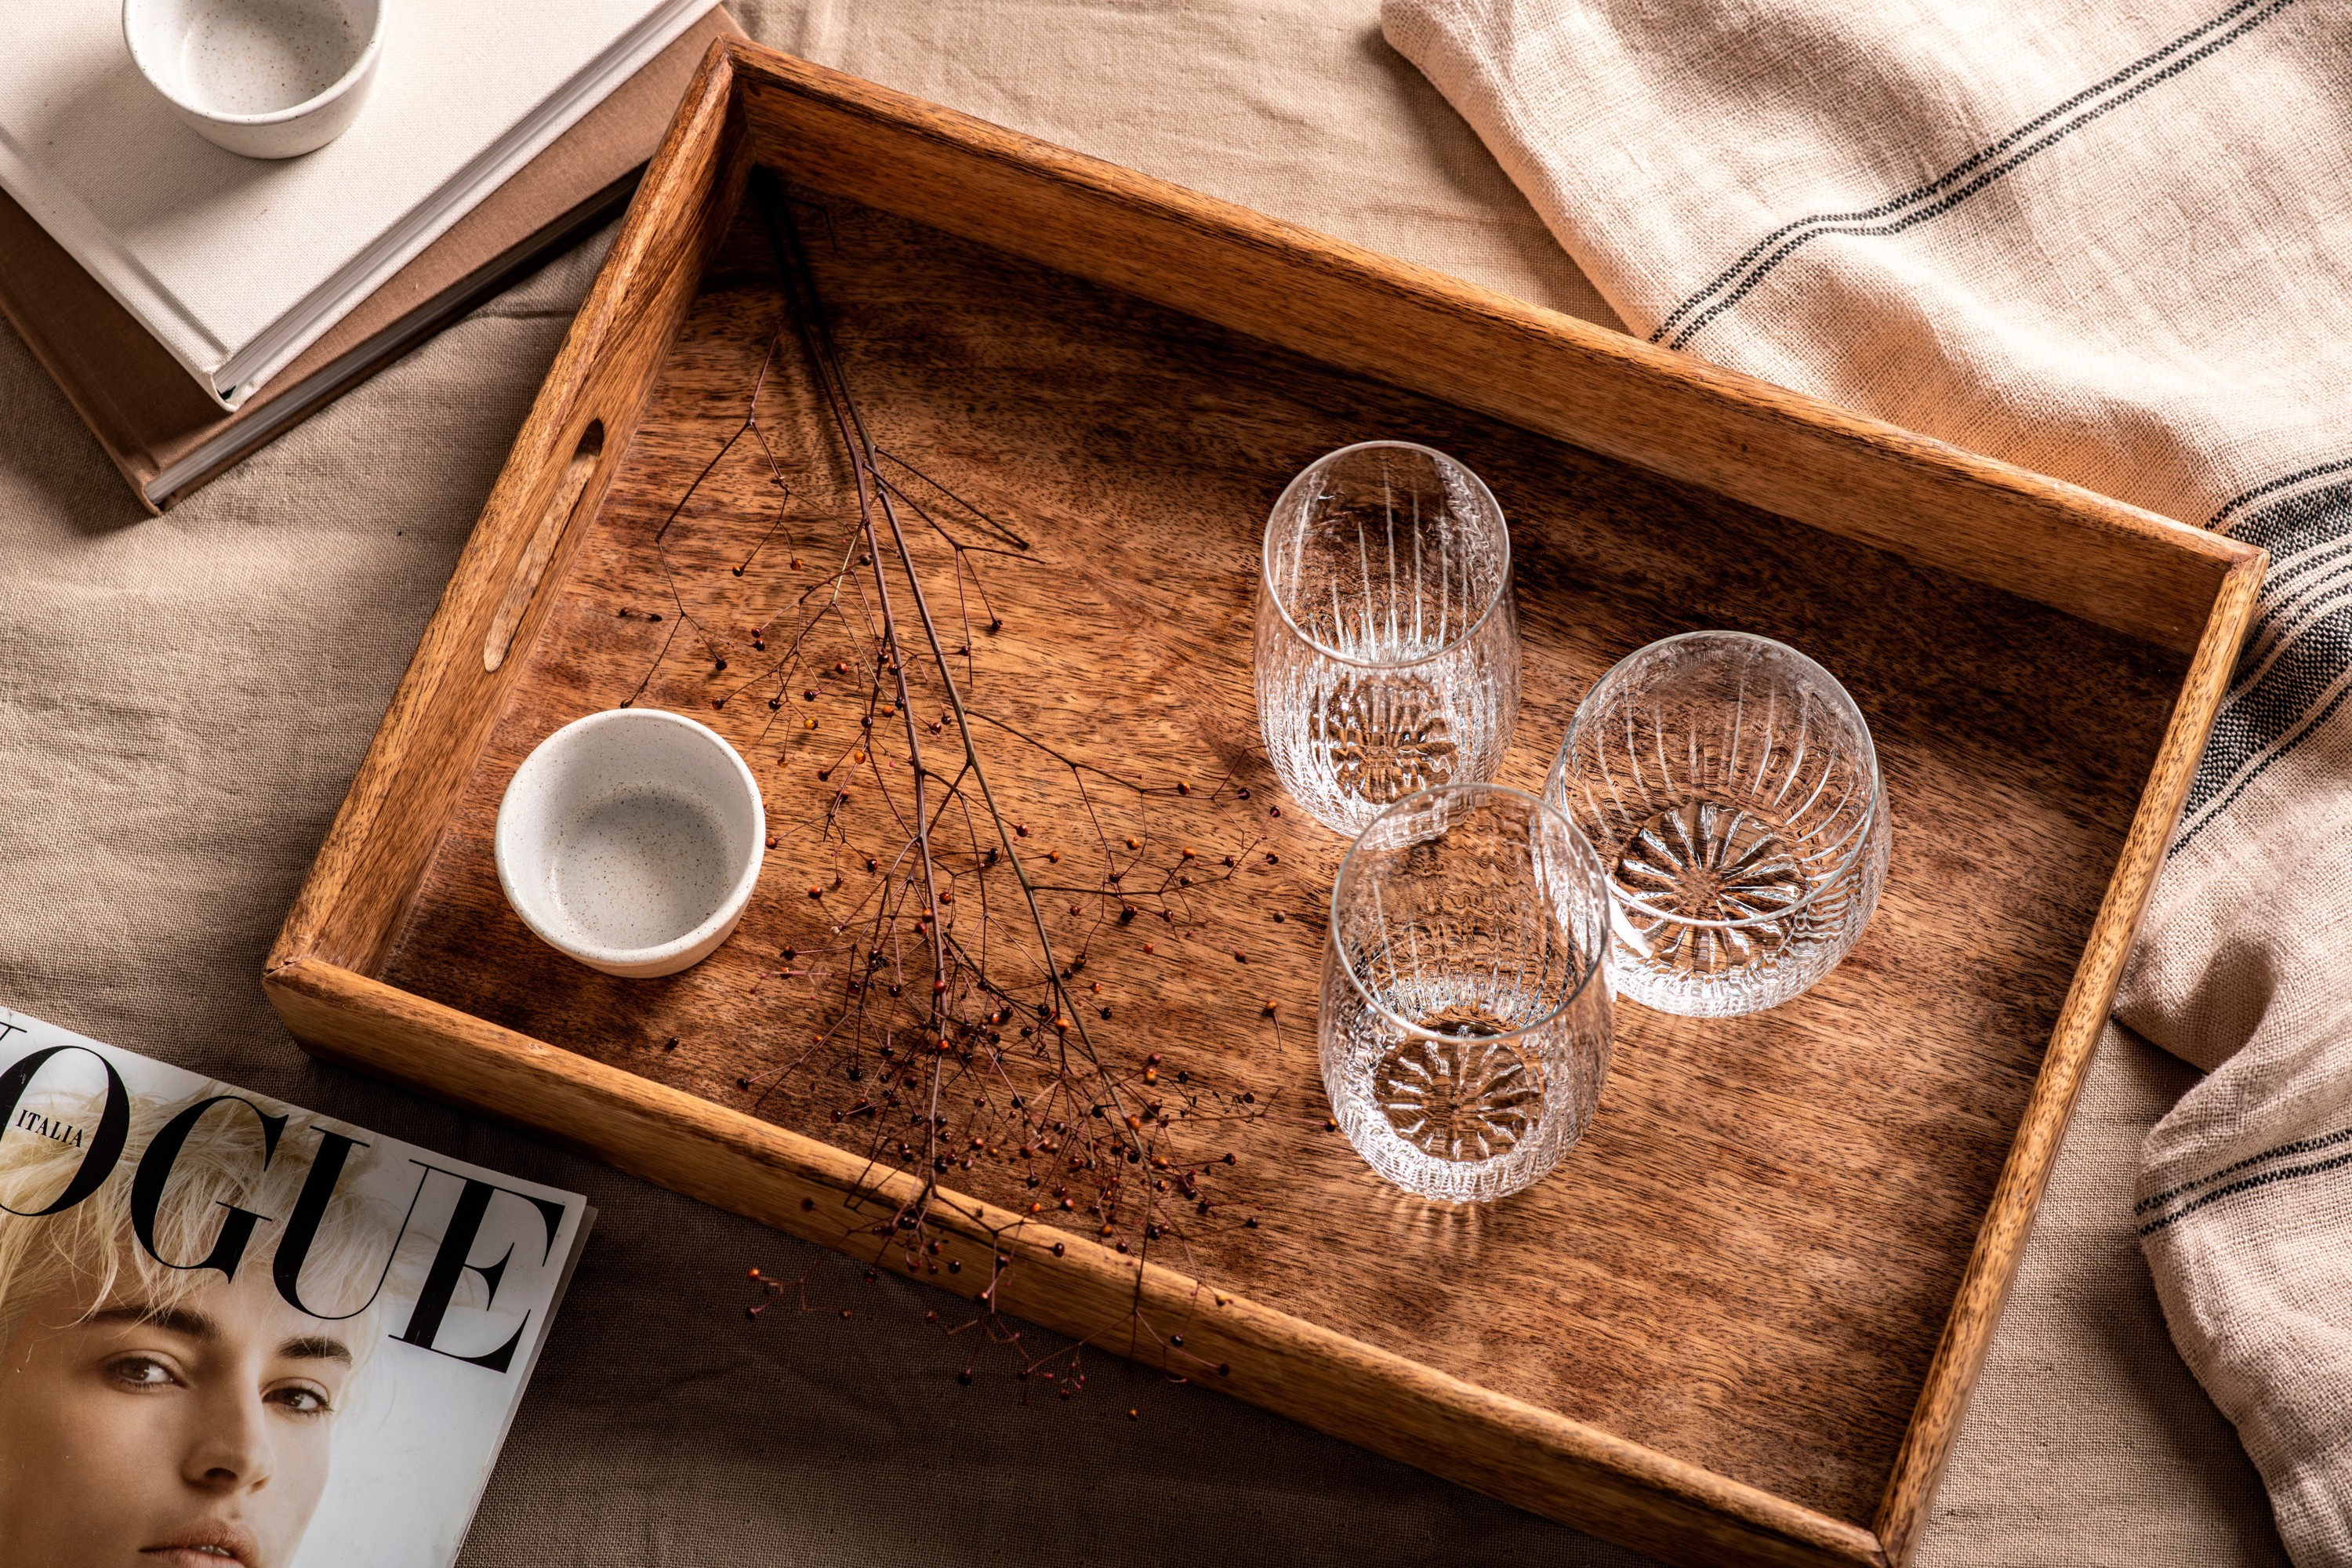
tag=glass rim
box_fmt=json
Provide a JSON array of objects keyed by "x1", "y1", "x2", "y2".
[
  {"x1": 1261, "y1": 439, "x2": 1514, "y2": 670},
  {"x1": 1327, "y1": 781, "x2": 1610, "y2": 1047},
  {"x1": 1552, "y1": 630, "x2": 1886, "y2": 931}
]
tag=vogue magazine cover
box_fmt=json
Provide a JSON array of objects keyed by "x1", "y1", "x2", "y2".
[{"x1": 0, "y1": 1005, "x2": 592, "y2": 1568}]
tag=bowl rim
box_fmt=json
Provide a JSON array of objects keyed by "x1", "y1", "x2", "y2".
[
  {"x1": 122, "y1": 0, "x2": 388, "y2": 130},
  {"x1": 493, "y1": 707, "x2": 767, "y2": 971}
]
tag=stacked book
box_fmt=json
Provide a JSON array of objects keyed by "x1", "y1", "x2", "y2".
[{"x1": 0, "y1": 0, "x2": 738, "y2": 510}]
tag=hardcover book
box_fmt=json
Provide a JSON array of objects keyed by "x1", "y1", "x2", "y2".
[{"x1": 0, "y1": 1004, "x2": 593, "y2": 1568}]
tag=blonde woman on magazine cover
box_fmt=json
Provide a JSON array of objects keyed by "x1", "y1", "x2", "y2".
[{"x1": 0, "y1": 1082, "x2": 398, "y2": 1568}]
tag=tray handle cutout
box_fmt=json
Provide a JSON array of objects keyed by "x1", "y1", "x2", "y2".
[{"x1": 484, "y1": 422, "x2": 604, "y2": 673}]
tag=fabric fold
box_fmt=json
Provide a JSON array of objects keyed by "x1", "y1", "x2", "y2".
[{"x1": 1381, "y1": 0, "x2": 2352, "y2": 1559}]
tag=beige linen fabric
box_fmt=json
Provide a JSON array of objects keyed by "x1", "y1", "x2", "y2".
[
  {"x1": 1383, "y1": 0, "x2": 2351, "y2": 1559},
  {"x1": 2129, "y1": 730, "x2": 2352, "y2": 1561},
  {"x1": 0, "y1": 2, "x2": 2284, "y2": 1563}
]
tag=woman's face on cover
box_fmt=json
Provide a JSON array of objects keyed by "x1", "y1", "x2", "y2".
[{"x1": 0, "y1": 1261, "x2": 353, "y2": 1568}]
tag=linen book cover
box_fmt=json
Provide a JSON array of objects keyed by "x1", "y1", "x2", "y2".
[{"x1": 0, "y1": 1005, "x2": 592, "y2": 1568}]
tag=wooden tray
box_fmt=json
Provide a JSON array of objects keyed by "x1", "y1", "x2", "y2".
[{"x1": 264, "y1": 39, "x2": 2263, "y2": 1568}]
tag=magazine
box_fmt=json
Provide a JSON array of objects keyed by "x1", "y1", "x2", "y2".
[{"x1": 0, "y1": 1004, "x2": 593, "y2": 1568}]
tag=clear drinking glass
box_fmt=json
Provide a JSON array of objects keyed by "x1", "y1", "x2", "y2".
[
  {"x1": 1545, "y1": 631, "x2": 1889, "y2": 1018},
  {"x1": 1255, "y1": 441, "x2": 1519, "y2": 837},
  {"x1": 1320, "y1": 782, "x2": 1612, "y2": 1203}
]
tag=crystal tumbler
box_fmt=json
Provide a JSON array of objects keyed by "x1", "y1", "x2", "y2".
[
  {"x1": 1319, "y1": 782, "x2": 1612, "y2": 1203},
  {"x1": 1256, "y1": 441, "x2": 1519, "y2": 837},
  {"x1": 1546, "y1": 631, "x2": 1889, "y2": 1018}
]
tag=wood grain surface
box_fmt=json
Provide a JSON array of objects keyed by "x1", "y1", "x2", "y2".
[
  {"x1": 380, "y1": 196, "x2": 2180, "y2": 1529},
  {"x1": 266, "y1": 40, "x2": 2267, "y2": 1568},
  {"x1": 730, "y1": 46, "x2": 2246, "y2": 658},
  {"x1": 270, "y1": 41, "x2": 749, "y2": 980}
]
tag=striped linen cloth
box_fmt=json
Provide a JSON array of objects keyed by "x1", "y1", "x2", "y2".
[{"x1": 1379, "y1": 1, "x2": 2352, "y2": 1558}]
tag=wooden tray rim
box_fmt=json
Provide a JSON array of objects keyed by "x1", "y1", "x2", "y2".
[{"x1": 263, "y1": 38, "x2": 2266, "y2": 1568}]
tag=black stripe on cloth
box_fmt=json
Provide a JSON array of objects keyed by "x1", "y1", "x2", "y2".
[
  {"x1": 2203, "y1": 500, "x2": 2352, "y2": 715},
  {"x1": 2139, "y1": 1145, "x2": 2352, "y2": 1236},
  {"x1": 2221, "y1": 514, "x2": 2352, "y2": 684},
  {"x1": 2172, "y1": 470, "x2": 2352, "y2": 853},
  {"x1": 2210, "y1": 455, "x2": 2352, "y2": 531},
  {"x1": 1650, "y1": 0, "x2": 2297, "y2": 352},
  {"x1": 2135, "y1": 1123, "x2": 2352, "y2": 1214}
]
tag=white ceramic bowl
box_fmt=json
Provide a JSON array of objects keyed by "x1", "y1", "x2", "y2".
[
  {"x1": 124, "y1": 0, "x2": 387, "y2": 160},
  {"x1": 495, "y1": 710, "x2": 766, "y2": 979}
]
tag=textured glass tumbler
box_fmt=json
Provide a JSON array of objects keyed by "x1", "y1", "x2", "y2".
[
  {"x1": 1319, "y1": 783, "x2": 1612, "y2": 1203},
  {"x1": 1256, "y1": 441, "x2": 1519, "y2": 837},
  {"x1": 1546, "y1": 631, "x2": 1889, "y2": 1018}
]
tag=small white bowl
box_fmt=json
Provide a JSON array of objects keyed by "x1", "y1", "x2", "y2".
[
  {"x1": 124, "y1": 0, "x2": 387, "y2": 160},
  {"x1": 495, "y1": 710, "x2": 766, "y2": 979}
]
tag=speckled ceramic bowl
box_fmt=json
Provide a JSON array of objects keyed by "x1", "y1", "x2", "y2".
[
  {"x1": 124, "y1": 0, "x2": 386, "y2": 159},
  {"x1": 495, "y1": 709, "x2": 766, "y2": 979}
]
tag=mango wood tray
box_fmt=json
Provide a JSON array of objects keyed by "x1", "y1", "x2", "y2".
[{"x1": 263, "y1": 39, "x2": 2263, "y2": 1568}]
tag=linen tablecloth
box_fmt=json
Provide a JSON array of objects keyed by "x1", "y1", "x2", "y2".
[{"x1": 0, "y1": 2, "x2": 2282, "y2": 1561}]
